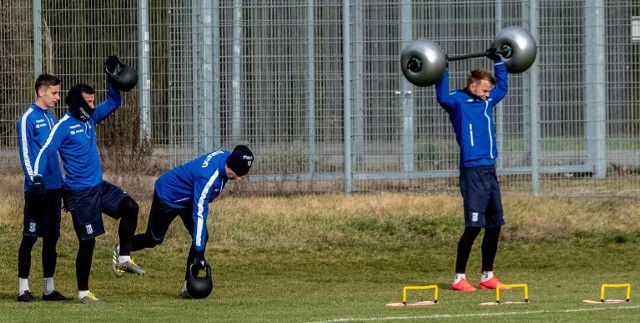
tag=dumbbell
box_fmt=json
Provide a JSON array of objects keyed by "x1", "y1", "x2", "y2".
[{"x1": 400, "y1": 26, "x2": 537, "y2": 87}]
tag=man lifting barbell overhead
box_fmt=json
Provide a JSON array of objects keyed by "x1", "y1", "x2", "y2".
[{"x1": 400, "y1": 26, "x2": 537, "y2": 292}]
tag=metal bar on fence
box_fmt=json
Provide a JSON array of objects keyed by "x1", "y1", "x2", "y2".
[
  {"x1": 138, "y1": 0, "x2": 152, "y2": 142},
  {"x1": 200, "y1": 0, "x2": 214, "y2": 153},
  {"x1": 343, "y1": 0, "x2": 353, "y2": 194},
  {"x1": 307, "y1": 0, "x2": 316, "y2": 173},
  {"x1": 529, "y1": 0, "x2": 541, "y2": 196},
  {"x1": 585, "y1": 0, "x2": 607, "y2": 179},
  {"x1": 352, "y1": 0, "x2": 364, "y2": 172},
  {"x1": 400, "y1": 0, "x2": 414, "y2": 174},
  {"x1": 33, "y1": 0, "x2": 42, "y2": 76},
  {"x1": 495, "y1": 0, "x2": 504, "y2": 171},
  {"x1": 232, "y1": 0, "x2": 243, "y2": 142},
  {"x1": 212, "y1": 1, "x2": 221, "y2": 148}
]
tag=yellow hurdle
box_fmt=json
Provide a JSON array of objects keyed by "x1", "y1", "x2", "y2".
[
  {"x1": 402, "y1": 285, "x2": 438, "y2": 305},
  {"x1": 496, "y1": 283, "x2": 529, "y2": 304},
  {"x1": 600, "y1": 283, "x2": 631, "y2": 302}
]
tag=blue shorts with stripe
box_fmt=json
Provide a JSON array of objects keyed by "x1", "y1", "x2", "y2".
[
  {"x1": 62, "y1": 181, "x2": 129, "y2": 240},
  {"x1": 459, "y1": 165, "x2": 505, "y2": 228},
  {"x1": 23, "y1": 188, "x2": 62, "y2": 238}
]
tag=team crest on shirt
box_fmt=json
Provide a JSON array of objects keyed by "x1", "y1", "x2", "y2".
[
  {"x1": 29, "y1": 222, "x2": 36, "y2": 233},
  {"x1": 85, "y1": 224, "x2": 93, "y2": 235}
]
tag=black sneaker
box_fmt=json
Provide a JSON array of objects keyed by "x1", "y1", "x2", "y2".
[
  {"x1": 17, "y1": 290, "x2": 36, "y2": 302},
  {"x1": 43, "y1": 290, "x2": 70, "y2": 301}
]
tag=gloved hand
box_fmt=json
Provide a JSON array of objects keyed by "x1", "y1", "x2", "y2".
[
  {"x1": 104, "y1": 55, "x2": 120, "y2": 74},
  {"x1": 32, "y1": 175, "x2": 45, "y2": 196},
  {"x1": 193, "y1": 254, "x2": 207, "y2": 271},
  {"x1": 486, "y1": 47, "x2": 502, "y2": 62}
]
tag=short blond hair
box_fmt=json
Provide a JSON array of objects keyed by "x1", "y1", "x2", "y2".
[{"x1": 467, "y1": 68, "x2": 495, "y2": 86}]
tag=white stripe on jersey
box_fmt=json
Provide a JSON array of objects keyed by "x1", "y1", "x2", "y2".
[
  {"x1": 194, "y1": 169, "x2": 220, "y2": 248},
  {"x1": 34, "y1": 114, "x2": 69, "y2": 176},
  {"x1": 20, "y1": 108, "x2": 35, "y2": 176}
]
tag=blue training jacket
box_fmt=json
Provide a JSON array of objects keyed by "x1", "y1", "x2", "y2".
[
  {"x1": 17, "y1": 103, "x2": 63, "y2": 191},
  {"x1": 435, "y1": 61, "x2": 508, "y2": 167},
  {"x1": 34, "y1": 83, "x2": 121, "y2": 190},
  {"x1": 155, "y1": 150, "x2": 231, "y2": 255}
]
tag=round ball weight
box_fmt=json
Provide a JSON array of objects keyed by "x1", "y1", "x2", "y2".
[
  {"x1": 400, "y1": 39, "x2": 447, "y2": 87},
  {"x1": 491, "y1": 26, "x2": 537, "y2": 74}
]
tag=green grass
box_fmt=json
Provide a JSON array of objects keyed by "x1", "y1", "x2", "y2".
[{"x1": 1, "y1": 178, "x2": 640, "y2": 322}]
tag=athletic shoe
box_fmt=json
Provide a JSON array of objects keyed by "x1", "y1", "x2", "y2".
[
  {"x1": 43, "y1": 290, "x2": 69, "y2": 301},
  {"x1": 111, "y1": 243, "x2": 121, "y2": 277},
  {"x1": 17, "y1": 290, "x2": 36, "y2": 302},
  {"x1": 479, "y1": 276, "x2": 511, "y2": 290},
  {"x1": 78, "y1": 292, "x2": 106, "y2": 304},
  {"x1": 179, "y1": 290, "x2": 193, "y2": 299},
  {"x1": 451, "y1": 278, "x2": 477, "y2": 292},
  {"x1": 111, "y1": 243, "x2": 146, "y2": 277}
]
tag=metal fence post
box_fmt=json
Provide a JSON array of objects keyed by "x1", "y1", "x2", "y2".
[
  {"x1": 307, "y1": 0, "x2": 317, "y2": 173},
  {"x1": 585, "y1": 0, "x2": 607, "y2": 179},
  {"x1": 399, "y1": 0, "x2": 414, "y2": 174},
  {"x1": 343, "y1": 0, "x2": 353, "y2": 194},
  {"x1": 138, "y1": 0, "x2": 152, "y2": 143},
  {"x1": 528, "y1": 0, "x2": 541, "y2": 196},
  {"x1": 33, "y1": 0, "x2": 42, "y2": 76}
]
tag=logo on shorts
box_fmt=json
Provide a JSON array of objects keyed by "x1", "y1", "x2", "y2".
[
  {"x1": 471, "y1": 212, "x2": 479, "y2": 222},
  {"x1": 29, "y1": 222, "x2": 36, "y2": 233},
  {"x1": 85, "y1": 224, "x2": 93, "y2": 235}
]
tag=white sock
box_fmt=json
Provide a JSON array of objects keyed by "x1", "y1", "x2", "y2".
[
  {"x1": 481, "y1": 271, "x2": 494, "y2": 282},
  {"x1": 453, "y1": 273, "x2": 466, "y2": 283},
  {"x1": 43, "y1": 277, "x2": 54, "y2": 295},
  {"x1": 118, "y1": 255, "x2": 131, "y2": 263},
  {"x1": 182, "y1": 280, "x2": 188, "y2": 292},
  {"x1": 19, "y1": 278, "x2": 30, "y2": 295},
  {"x1": 78, "y1": 290, "x2": 90, "y2": 299}
]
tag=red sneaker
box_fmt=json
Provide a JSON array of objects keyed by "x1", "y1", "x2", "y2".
[
  {"x1": 479, "y1": 276, "x2": 511, "y2": 290},
  {"x1": 452, "y1": 278, "x2": 477, "y2": 292}
]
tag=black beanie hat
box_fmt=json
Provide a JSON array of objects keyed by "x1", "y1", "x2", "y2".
[
  {"x1": 65, "y1": 84, "x2": 94, "y2": 122},
  {"x1": 225, "y1": 145, "x2": 254, "y2": 176}
]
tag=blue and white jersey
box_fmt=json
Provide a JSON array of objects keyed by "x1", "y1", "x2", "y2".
[
  {"x1": 435, "y1": 61, "x2": 508, "y2": 167},
  {"x1": 155, "y1": 150, "x2": 231, "y2": 254},
  {"x1": 34, "y1": 83, "x2": 121, "y2": 190},
  {"x1": 17, "y1": 103, "x2": 62, "y2": 191}
]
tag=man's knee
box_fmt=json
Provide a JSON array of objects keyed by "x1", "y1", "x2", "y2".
[{"x1": 117, "y1": 197, "x2": 139, "y2": 218}]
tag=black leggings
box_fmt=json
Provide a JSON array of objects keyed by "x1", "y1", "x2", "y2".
[
  {"x1": 76, "y1": 238, "x2": 95, "y2": 291},
  {"x1": 455, "y1": 226, "x2": 502, "y2": 273},
  {"x1": 18, "y1": 235, "x2": 59, "y2": 278},
  {"x1": 116, "y1": 196, "x2": 139, "y2": 256}
]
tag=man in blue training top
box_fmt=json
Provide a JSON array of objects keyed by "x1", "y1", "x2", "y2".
[
  {"x1": 129, "y1": 145, "x2": 254, "y2": 299},
  {"x1": 435, "y1": 48, "x2": 511, "y2": 292},
  {"x1": 32, "y1": 56, "x2": 145, "y2": 304},
  {"x1": 16, "y1": 74, "x2": 69, "y2": 302}
]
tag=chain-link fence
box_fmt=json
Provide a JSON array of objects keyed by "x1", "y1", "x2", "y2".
[{"x1": 1, "y1": 0, "x2": 639, "y2": 197}]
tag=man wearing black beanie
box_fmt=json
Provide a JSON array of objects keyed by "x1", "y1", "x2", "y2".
[
  {"x1": 32, "y1": 56, "x2": 145, "y2": 304},
  {"x1": 129, "y1": 145, "x2": 254, "y2": 299}
]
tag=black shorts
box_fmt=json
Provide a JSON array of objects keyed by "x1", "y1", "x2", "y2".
[
  {"x1": 143, "y1": 191, "x2": 195, "y2": 245},
  {"x1": 23, "y1": 188, "x2": 62, "y2": 238},
  {"x1": 459, "y1": 165, "x2": 505, "y2": 228},
  {"x1": 62, "y1": 181, "x2": 129, "y2": 240}
]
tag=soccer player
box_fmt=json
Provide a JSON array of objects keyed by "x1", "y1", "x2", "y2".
[
  {"x1": 16, "y1": 74, "x2": 69, "y2": 302},
  {"x1": 435, "y1": 48, "x2": 511, "y2": 292},
  {"x1": 32, "y1": 57, "x2": 145, "y2": 304},
  {"x1": 128, "y1": 145, "x2": 254, "y2": 298}
]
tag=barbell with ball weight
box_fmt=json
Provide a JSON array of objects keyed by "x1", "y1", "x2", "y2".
[{"x1": 400, "y1": 26, "x2": 537, "y2": 87}]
